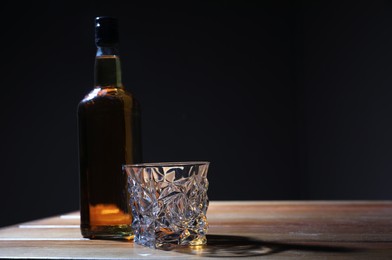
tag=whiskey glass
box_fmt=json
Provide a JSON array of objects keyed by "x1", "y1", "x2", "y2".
[{"x1": 123, "y1": 161, "x2": 209, "y2": 249}]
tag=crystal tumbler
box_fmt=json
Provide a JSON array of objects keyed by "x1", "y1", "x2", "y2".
[{"x1": 123, "y1": 161, "x2": 210, "y2": 249}]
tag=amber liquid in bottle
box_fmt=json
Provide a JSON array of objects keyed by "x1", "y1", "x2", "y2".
[{"x1": 78, "y1": 51, "x2": 142, "y2": 239}]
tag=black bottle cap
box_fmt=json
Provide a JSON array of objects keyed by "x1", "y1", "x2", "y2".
[{"x1": 95, "y1": 16, "x2": 119, "y2": 47}]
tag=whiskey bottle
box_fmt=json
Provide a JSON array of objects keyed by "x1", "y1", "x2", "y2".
[{"x1": 77, "y1": 16, "x2": 142, "y2": 239}]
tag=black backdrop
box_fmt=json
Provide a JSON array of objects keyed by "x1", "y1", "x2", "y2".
[{"x1": 1, "y1": 1, "x2": 392, "y2": 227}]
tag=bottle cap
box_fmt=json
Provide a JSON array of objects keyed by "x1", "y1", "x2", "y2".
[{"x1": 95, "y1": 16, "x2": 119, "y2": 47}]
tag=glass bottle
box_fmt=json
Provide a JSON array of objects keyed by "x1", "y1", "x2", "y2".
[{"x1": 77, "y1": 16, "x2": 142, "y2": 239}]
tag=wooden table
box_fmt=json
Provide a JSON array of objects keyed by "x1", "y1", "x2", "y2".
[{"x1": 0, "y1": 201, "x2": 391, "y2": 259}]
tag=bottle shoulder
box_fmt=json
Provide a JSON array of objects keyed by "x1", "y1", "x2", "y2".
[
  {"x1": 80, "y1": 87, "x2": 135, "y2": 103},
  {"x1": 78, "y1": 86, "x2": 139, "y2": 112}
]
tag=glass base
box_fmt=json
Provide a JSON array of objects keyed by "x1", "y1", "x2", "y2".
[
  {"x1": 135, "y1": 234, "x2": 207, "y2": 249},
  {"x1": 81, "y1": 224, "x2": 134, "y2": 240}
]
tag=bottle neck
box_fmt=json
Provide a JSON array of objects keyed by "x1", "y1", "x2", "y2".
[{"x1": 94, "y1": 46, "x2": 123, "y2": 88}]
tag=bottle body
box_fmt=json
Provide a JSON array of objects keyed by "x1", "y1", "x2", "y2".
[{"x1": 78, "y1": 85, "x2": 142, "y2": 239}]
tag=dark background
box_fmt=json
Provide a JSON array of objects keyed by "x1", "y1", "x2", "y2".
[{"x1": 1, "y1": 1, "x2": 392, "y2": 227}]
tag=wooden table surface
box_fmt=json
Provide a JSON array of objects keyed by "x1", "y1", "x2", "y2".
[{"x1": 0, "y1": 201, "x2": 391, "y2": 259}]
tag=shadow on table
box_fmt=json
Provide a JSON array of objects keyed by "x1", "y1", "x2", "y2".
[{"x1": 166, "y1": 234, "x2": 361, "y2": 258}]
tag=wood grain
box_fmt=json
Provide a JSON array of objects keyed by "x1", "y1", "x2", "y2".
[{"x1": 0, "y1": 201, "x2": 391, "y2": 259}]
